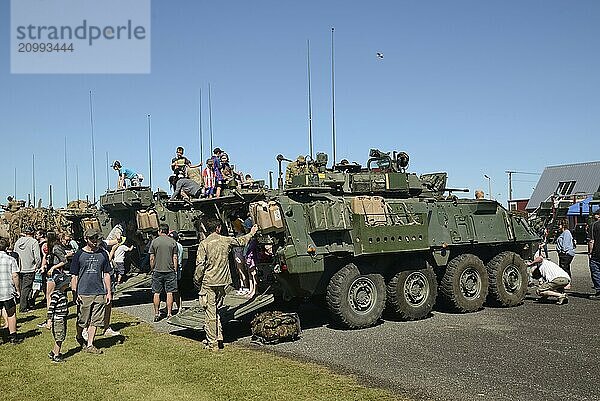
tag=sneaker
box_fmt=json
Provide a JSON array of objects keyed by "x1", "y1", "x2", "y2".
[
  {"x1": 48, "y1": 351, "x2": 64, "y2": 363},
  {"x1": 37, "y1": 322, "x2": 48, "y2": 329},
  {"x1": 153, "y1": 314, "x2": 161, "y2": 322},
  {"x1": 75, "y1": 335, "x2": 86, "y2": 347},
  {"x1": 82, "y1": 328, "x2": 89, "y2": 342},
  {"x1": 557, "y1": 294, "x2": 568, "y2": 305},
  {"x1": 83, "y1": 345, "x2": 103, "y2": 355},
  {"x1": 204, "y1": 344, "x2": 219, "y2": 351},
  {"x1": 9, "y1": 335, "x2": 23, "y2": 344},
  {"x1": 103, "y1": 327, "x2": 121, "y2": 337}
]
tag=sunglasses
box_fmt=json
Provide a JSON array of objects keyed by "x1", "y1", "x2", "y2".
[{"x1": 86, "y1": 235, "x2": 100, "y2": 241}]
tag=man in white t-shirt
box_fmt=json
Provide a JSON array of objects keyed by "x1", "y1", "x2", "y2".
[{"x1": 527, "y1": 251, "x2": 570, "y2": 305}]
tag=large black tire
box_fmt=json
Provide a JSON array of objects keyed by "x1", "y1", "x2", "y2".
[
  {"x1": 486, "y1": 251, "x2": 528, "y2": 307},
  {"x1": 326, "y1": 264, "x2": 386, "y2": 329},
  {"x1": 387, "y1": 267, "x2": 437, "y2": 320},
  {"x1": 439, "y1": 254, "x2": 488, "y2": 313}
]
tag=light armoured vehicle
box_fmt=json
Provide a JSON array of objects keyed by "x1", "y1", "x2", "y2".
[{"x1": 169, "y1": 149, "x2": 541, "y2": 330}]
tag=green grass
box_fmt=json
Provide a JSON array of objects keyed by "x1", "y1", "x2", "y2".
[{"x1": 0, "y1": 307, "x2": 404, "y2": 401}]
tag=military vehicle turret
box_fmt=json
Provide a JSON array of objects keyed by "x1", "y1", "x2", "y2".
[{"x1": 170, "y1": 149, "x2": 540, "y2": 331}]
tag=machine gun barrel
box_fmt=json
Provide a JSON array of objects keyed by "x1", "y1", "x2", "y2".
[{"x1": 445, "y1": 188, "x2": 469, "y2": 193}]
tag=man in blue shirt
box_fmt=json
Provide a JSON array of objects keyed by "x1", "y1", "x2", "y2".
[
  {"x1": 70, "y1": 228, "x2": 112, "y2": 354},
  {"x1": 112, "y1": 160, "x2": 143, "y2": 189},
  {"x1": 556, "y1": 221, "x2": 575, "y2": 284}
]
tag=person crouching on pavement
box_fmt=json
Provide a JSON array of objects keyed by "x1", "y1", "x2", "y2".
[
  {"x1": 527, "y1": 248, "x2": 570, "y2": 305},
  {"x1": 47, "y1": 272, "x2": 70, "y2": 362}
]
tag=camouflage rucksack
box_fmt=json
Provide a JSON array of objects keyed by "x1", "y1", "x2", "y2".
[{"x1": 250, "y1": 311, "x2": 301, "y2": 344}]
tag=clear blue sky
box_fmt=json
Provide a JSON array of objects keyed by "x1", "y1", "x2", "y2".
[{"x1": 1, "y1": 0, "x2": 598, "y2": 207}]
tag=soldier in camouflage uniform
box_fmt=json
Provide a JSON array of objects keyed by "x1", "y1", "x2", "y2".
[
  {"x1": 194, "y1": 217, "x2": 258, "y2": 350},
  {"x1": 285, "y1": 155, "x2": 316, "y2": 187},
  {"x1": 2, "y1": 197, "x2": 22, "y2": 213}
]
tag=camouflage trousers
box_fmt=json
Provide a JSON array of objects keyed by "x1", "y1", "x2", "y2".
[{"x1": 199, "y1": 285, "x2": 226, "y2": 347}]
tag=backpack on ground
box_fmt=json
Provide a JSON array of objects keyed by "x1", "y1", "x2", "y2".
[{"x1": 250, "y1": 311, "x2": 301, "y2": 345}]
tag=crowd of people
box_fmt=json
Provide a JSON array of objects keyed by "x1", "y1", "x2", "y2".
[
  {"x1": 112, "y1": 146, "x2": 256, "y2": 202},
  {"x1": 0, "y1": 225, "x2": 127, "y2": 360}
]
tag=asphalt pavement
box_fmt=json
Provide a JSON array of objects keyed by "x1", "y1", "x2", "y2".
[{"x1": 116, "y1": 246, "x2": 600, "y2": 401}]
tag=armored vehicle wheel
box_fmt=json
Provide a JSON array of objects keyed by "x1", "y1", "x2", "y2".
[
  {"x1": 486, "y1": 251, "x2": 527, "y2": 307},
  {"x1": 326, "y1": 264, "x2": 386, "y2": 329},
  {"x1": 387, "y1": 267, "x2": 437, "y2": 320},
  {"x1": 439, "y1": 254, "x2": 488, "y2": 313}
]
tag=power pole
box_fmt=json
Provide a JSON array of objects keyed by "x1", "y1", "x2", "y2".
[{"x1": 505, "y1": 170, "x2": 541, "y2": 201}]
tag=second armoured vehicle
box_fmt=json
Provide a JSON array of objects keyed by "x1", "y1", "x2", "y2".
[{"x1": 171, "y1": 149, "x2": 541, "y2": 330}]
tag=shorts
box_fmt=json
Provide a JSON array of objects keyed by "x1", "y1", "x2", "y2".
[
  {"x1": 114, "y1": 262, "x2": 126, "y2": 276},
  {"x1": 47, "y1": 269, "x2": 63, "y2": 283},
  {"x1": 52, "y1": 318, "x2": 67, "y2": 342},
  {"x1": 0, "y1": 298, "x2": 16, "y2": 311},
  {"x1": 152, "y1": 271, "x2": 177, "y2": 294},
  {"x1": 78, "y1": 294, "x2": 106, "y2": 328},
  {"x1": 537, "y1": 277, "x2": 570, "y2": 294}
]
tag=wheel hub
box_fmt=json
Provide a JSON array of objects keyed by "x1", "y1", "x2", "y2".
[
  {"x1": 404, "y1": 271, "x2": 429, "y2": 307},
  {"x1": 459, "y1": 268, "x2": 482, "y2": 300},
  {"x1": 348, "y1": 276, "x2": 376, "y2": 315},
  {"x1": 502, "y1": 264, "x2": 522, "y2": 293}
]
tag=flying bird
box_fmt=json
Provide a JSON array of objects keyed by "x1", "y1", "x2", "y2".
[{"x1": 376, "y1": 52, "x2": 384, "y2": 59}]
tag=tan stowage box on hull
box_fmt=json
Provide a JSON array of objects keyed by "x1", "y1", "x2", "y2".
[
  {"x1": 350, "y1": 196, "x2": 387, "y2": 226},
  {"x1": 81, "y1": 218, "x2": 101, "y2": 231},
  {"x1": 269, "y1": 202, "x2": 284, "y2": 230},
  {"x1": 250, "y1": 201, "x2": 284, "y2": 233},
  {"x1": 136, "y1": 209, "x2": 159, "y2": 231}
]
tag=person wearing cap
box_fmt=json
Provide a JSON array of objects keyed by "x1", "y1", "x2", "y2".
[
  {"x1": 112, "y1": 160, "x2": 143, "y2": 189},
  {"x1": 285, "y1": 155, "x2": 310, "y2": 187},
  {"x1": 47, "y1": 272, "x2": 70, "y2": 362},
  {"x1": 13, "y1": 226, "x2": 41, "y2": 313},
  {"x1": 69, "y1": 227, "x2": 112, "y2": 354},
  {"x1": 194, "y1": 217, "x2": 258, "y2": 350},
  {"x1": 527, "y1": 248, "x2": 570, "y2": 305},
  {"x1": 588, "y1": 211, "x2": 600, "y2": 299},
  {"x1": 0, "y1": 237, "x2": 22, "y2": 344}
]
